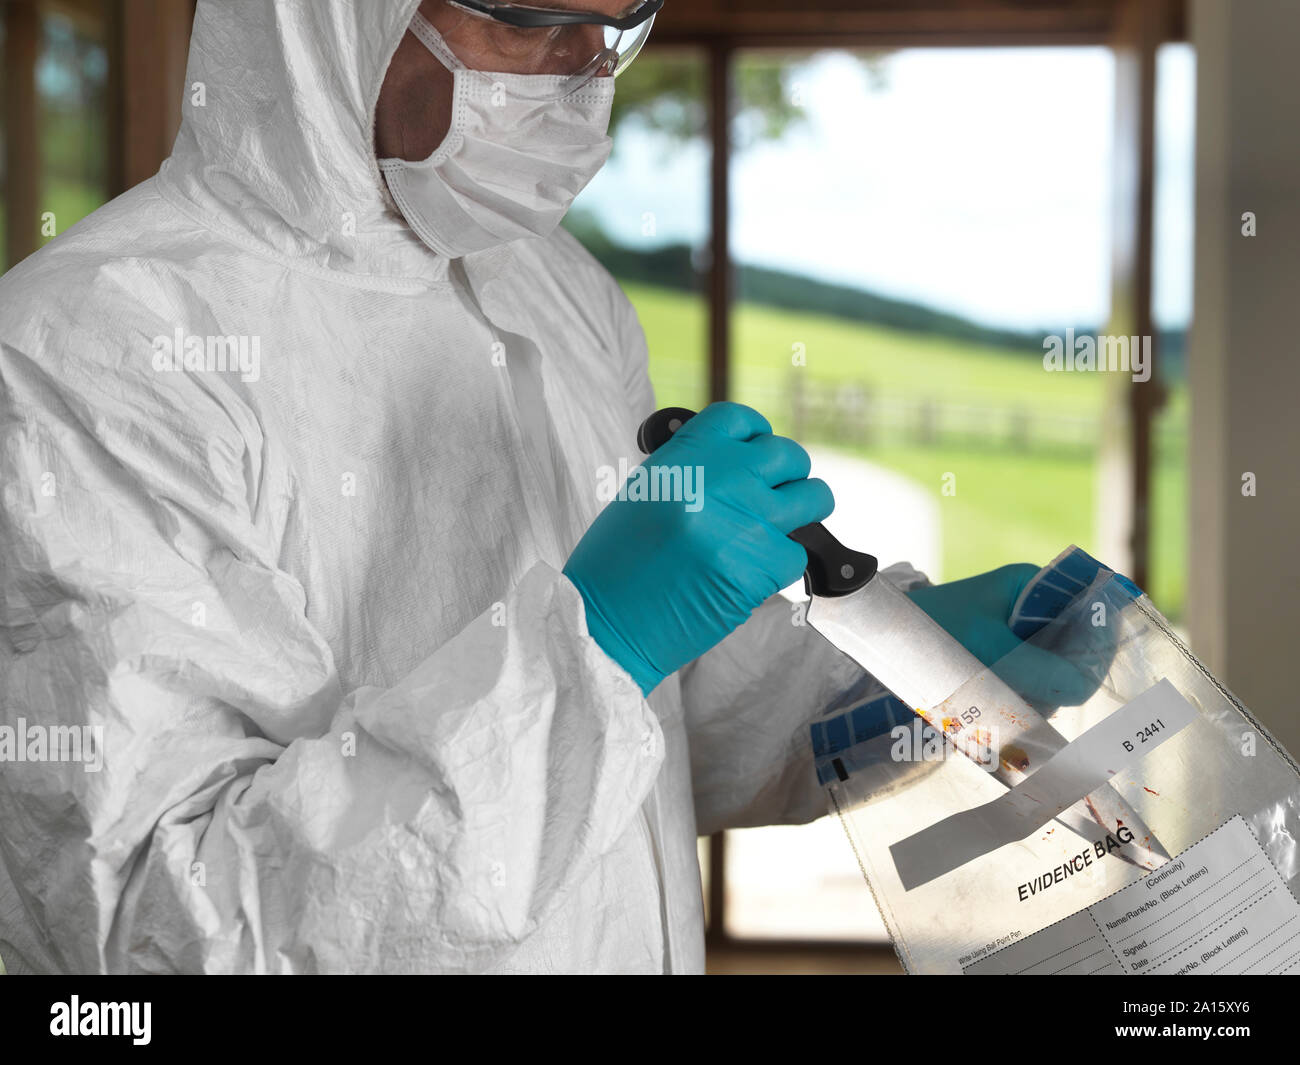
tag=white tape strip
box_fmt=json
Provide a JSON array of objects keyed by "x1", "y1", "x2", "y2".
[{"x1": 890, "y1": 679, "x2": 1197, "y2": 891}]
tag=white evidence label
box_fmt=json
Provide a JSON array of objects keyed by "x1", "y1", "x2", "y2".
[
  {"x1": 965, "y1": 815, "x2": 1300, "y2": 975},
  {"x1": 892, "y1": 679, "x2": 1197, "y2": 890}
]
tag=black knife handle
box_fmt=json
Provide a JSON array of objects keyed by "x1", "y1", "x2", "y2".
[
  {"x1": 635, "y1": 406, "x2": 878, "y2": 598},
  {"x1": 636, "y1": 406, "x2": 697, "y2": 455}
]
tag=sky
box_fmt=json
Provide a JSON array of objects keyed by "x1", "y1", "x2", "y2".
[{"x1": 576, "y1": 45, "x2": 1196, "y2": 334}]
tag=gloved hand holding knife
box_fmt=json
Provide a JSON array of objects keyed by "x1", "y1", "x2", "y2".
[
  {"x1": 564, "y1": 401, "x2": 835, "y2": 696},
  {"x1": 565, "y1": 401, "x2": 1070, "y2": 700}
]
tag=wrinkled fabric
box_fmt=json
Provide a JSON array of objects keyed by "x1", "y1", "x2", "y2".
[{"x1": 0, "y1": 0, "x2": 921, "y2": 974}]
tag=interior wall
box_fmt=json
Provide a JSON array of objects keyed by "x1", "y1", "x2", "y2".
[{"x1": 1188, "y1": 0, "x2": 1300, "y2": 756}]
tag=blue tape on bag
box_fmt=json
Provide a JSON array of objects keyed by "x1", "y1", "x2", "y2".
[
  {"x1": 1008, "y1": 546, "x2": 1142, "y2": 640},
  {"x1": 812, "y1": 692, "x2": 914, "y2": 785}
]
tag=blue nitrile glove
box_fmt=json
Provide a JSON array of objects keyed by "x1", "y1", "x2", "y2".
[
  {"x1": 907, "y1": 564, "x2": 1115, "y2": 708},
  {"x1": 564, "y1": 402, "x2": 834, "y2": 695}
]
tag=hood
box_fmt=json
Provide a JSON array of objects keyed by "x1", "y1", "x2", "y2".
[{"x1": 159, "y1": 0, "x2": 445, "y2": 283}]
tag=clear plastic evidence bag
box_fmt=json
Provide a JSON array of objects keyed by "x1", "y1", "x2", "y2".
[{"x1": 812, "y1": 546, "x2": 1300, "y2": 975}]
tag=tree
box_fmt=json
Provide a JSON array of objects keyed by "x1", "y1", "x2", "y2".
[{"x1": 609, "y1": 49, "x2": 889, "y2": 152}]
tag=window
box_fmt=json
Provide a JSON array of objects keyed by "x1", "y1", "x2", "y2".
[
  {"x1": 0, "y1": 1, "x2": 109, "y2": 271},
  {"x1": 571, "y1": 30, "x2": 1192, "y2": 948},
  {"x1": 730, "y1": 47, "x2": 1116, "y2": 588}
]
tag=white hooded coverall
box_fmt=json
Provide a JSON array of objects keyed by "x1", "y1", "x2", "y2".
[{"x1": 0, "y1": 0, "x2": 917, "y2": 973}]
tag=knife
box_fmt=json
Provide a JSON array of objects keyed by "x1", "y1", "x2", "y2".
[{"x1": 637, "y1": 406, "x2": 1171, "y2": 880}]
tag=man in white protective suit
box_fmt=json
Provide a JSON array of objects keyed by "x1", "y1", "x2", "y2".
[{"x1": 0, "y1": 0, "x2": 1040, "y2": 973}]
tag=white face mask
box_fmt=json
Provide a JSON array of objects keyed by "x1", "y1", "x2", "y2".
[{"x1": 378, "y1": 13, "x2": 615, "y2": 259}]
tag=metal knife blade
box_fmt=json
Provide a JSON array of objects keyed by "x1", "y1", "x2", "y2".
[{"x1": 807, "y1": 574, "x2": 1171, "y2": 873}]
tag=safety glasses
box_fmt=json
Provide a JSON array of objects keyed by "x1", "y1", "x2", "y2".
[{"x1": 429, "y1": 0, "x2": 663, "y2": 98}]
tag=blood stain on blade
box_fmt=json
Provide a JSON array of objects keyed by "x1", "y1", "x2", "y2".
[{"x1": 999, "y1": 744, "x2": 1030, "y2": 772}]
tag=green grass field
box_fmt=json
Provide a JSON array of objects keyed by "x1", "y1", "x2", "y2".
[{"x1": 622, "y1": 280, "x2": 1188, "y2": 621}]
